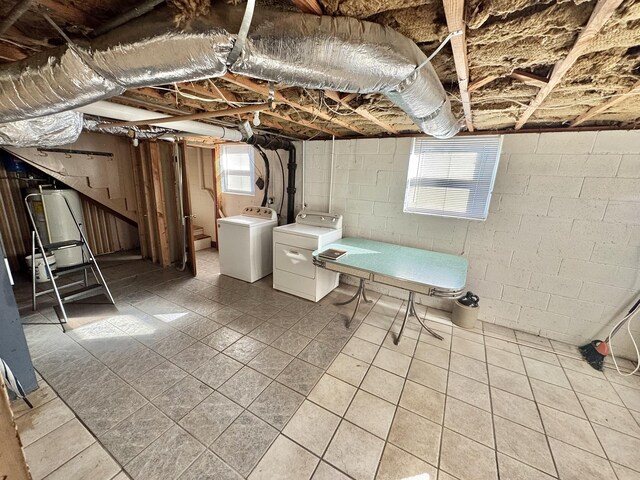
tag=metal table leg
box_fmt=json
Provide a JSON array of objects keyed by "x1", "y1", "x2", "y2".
[
  {"x1": 394, "y1": 291, "x2": 444, "y2": 345},
  {"x1": 334, "y1": 278, "x2": 370, "y2": 327}
]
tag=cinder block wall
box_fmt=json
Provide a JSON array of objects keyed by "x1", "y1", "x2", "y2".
[{"x1": 302, "y1": 131, "x2": 640, "y2": 354}]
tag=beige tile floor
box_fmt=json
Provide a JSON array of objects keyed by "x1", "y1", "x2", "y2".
[
  {"x1": 10, "y1": 373, "x2": 124, "y2": 480},
  {"x1": 12, "y1": 249, "x2": 640, "y2": 480}
]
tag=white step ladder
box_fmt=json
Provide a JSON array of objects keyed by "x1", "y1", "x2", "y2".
[{"x1": 24, "y1": 192, "x2": 115, "y2": 332}]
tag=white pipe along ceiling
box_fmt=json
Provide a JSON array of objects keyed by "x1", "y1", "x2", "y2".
[
  {"x1": 0, "y1": 3, "x2": 459, "y2": 147},
  {"x1": 77, "y1": 101, "x2": 244, "y2": 141}
]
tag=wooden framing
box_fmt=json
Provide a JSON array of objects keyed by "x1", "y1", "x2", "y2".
[
  {"x1": 148, "y1": 142, "x2": 171, "y2": 267},
  {"x1": 442, "y1": 0, "x2": 474, "y2": 132},
  {"x1": 468, "y1": 75, "x2": 500, "y2": 93},
  {"x1": 38, "y1": 0, "x2": 99, "y2": 27},
  {"x1": 514, "y1": 0, "x2": 624, "y2": 129},
  {"x1": 138, "y1": 143, "x2": 159, "y2": 263},
  {"x1": 510, "y1": 70, "x2": 548, "y2": 89},
  {"x1": 0, "y1": 374, "x2": 31, "y2": 480},
  {"x1": 324, "y1": 91, "x2": 397, "y2": 134},
  {"x1": 292, "y1": 0, "x2": 322, "y2": 15},
  {"x1": 222, "y1": 73, "x2": 367, "y2": 136},
  {"x1": 571, "y1": 80, "x2": 640, "y2": 126},
  {"x1": 130, "y1": 143, "x2": 149, "y2": 259}
]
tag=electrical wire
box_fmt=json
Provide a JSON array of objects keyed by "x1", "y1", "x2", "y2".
[{"x1": 609, "y1": 302, "x2": 640, "y2": 376}]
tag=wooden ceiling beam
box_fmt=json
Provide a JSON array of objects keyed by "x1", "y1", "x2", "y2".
[
  {"x1": 0, "y1": 41, "x2": 27, "y2": 60},
  {"x1": 468, "y1": 75, "x2": 501, "y2": 93},
  {"x1": 325, "y1": 91, "x2": 398, "y2": 134},
  {"x1": 510, "y1": 70, "x2": 548, "y2": 89},
  {"x1": 291, "y1": 0, "x2": 323, "y2": 15},
  {"x1": 174, "y1": 82, "x2": 338, "y2": 137},
  {"x1": 222, "y1": 73, "x2": 366, "y2": 136},
  {"x1": 37, "y1": 0, "x2": 99, "y2": 27},
  {"x1": 442, "y1": 0, "x2": 473, "y2": 132},
  {"x1": 571, "y1": 80, "x2": 640, "y2": 126},
  {"x1": 514, "y1": 0, "x2": 624, "y2": 129},
  {"x1": 180, "y1": 82, "x2": 241, "y2": 104}
]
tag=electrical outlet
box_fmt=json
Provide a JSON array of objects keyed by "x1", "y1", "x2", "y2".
[{"x1": 268, "y1": 197, "x2": 274, "y2": 205}]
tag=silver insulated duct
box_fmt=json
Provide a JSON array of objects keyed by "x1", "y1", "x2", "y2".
[{"x1": 0, "y1": 4, "x2": 459, "y2": 145}]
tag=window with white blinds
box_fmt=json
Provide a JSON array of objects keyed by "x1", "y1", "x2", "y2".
[
  {"x1": 220, "y1": 144, "x2": 255, "y2": 195},
  {"x1": 403, "y1": 136, "x2": 502, "y2": 220}
]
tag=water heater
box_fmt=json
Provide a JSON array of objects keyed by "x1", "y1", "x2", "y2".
[{"x1": 27, "y1": 188, "x2": 86, "y2": 268}]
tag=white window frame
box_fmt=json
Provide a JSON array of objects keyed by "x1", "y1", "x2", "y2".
[
  {"x1": 220, "y1": 144, "x2": 255, "y2": 195},
  {"x1": 403, "y1": 136, "x2": 503, "y2": 221}
]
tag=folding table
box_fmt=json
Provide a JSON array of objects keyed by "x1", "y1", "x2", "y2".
[{"x1": 313, "y1": 238, "x2": 468, "y2": 344}]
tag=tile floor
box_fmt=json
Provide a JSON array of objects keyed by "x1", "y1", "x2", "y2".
[{"x1": 12, "y1": 249, "x2": 640, "y2": 480}]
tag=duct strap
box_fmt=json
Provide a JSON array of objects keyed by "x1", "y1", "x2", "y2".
[{"x1": 227, "y1": 0, "x2": 256, "y2": 66}]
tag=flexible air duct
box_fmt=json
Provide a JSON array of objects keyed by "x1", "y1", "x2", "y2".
[
  {"x1": 0, "y1": 4, "x2": 459, "y2": 146},
  {"x1": 0, "y1": 111, "x2": 83, "y2": 147}
]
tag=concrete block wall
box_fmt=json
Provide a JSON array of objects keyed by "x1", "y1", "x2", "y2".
[{"x1": 301, "y1": 131, "x2": 640, "y2": 355}]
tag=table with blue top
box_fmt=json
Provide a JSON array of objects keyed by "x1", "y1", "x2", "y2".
[{"x1": 313, "y1": 238, "x2": 469, "y2": 344}]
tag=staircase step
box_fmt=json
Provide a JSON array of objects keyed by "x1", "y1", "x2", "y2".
[
  {"x1": 60, "y1": 284, "x2": 104, "y2": 302},
  {"x1": 194, "y1": 235, "x2": 212, "y2": 252},
  {"x1": 192, "y1": 224, "x2": 205, "y2": 236}
]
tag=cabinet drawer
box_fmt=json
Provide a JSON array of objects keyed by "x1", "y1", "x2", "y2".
[{"x1": 275, "y1": 243, "x2": 315, "y2": 279}]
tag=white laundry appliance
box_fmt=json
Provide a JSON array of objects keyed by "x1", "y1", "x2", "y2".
[
  {"x1": 217, "y1": 206, "x2": 278, "y2": 283},
  {"x1": 272, "y1": 211, "x2": 343, "y2": 302}
]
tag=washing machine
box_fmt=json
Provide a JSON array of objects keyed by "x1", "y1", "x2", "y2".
[
  {"x1": 273, "y1": 211, "x2": 343, "y2": 301},
  {"x1": 217, "y1": 206, "x2": 278, "y2": 283}
]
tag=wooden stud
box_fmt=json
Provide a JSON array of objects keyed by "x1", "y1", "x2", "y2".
[
  {"x1": 37, "y1": 0, "x2": 99, "y2": 27},
  {"x1": 180, "y1": 82, "x2": 241, "y2": 103},
  {"x1": 138, "y1": 143, "x2": 158, "y2": 263},
  {"x1": 0, "y1": 374, "x2": 31, "y2": 480},
  {"x1": 130, "y1": 143, "x2": 149, "y2": 259},
  {"x1": 571, "y1": 80, "x2": 640, "y2": 126},
  {"x1": 442, "y1": 0, "x2": 473, "y2": 132},
  {"x1": 148, "y1": 142, "x2": 171, "y2": 267},
  {"x1": 515, "y1": 0, "x2": 624, "y2": 129},
  {"x1": 222, "y1": 73, "x2": 367, "y2": 135}
]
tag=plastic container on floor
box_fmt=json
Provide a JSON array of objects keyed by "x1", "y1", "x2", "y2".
[
  {"x1": 25, "y1": 253, "x2": 56, "y2": 283},
  {"x1": 452, "y1": 299, "x2": 479, "y2": 329}
]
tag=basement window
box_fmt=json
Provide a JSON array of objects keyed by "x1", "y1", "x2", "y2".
[
  {"x1": 403, "y1": 136, "x2": 502, "y2": 220},
  {"x1": 220, "y1": 144, "x2": 255, "y2": 195}
]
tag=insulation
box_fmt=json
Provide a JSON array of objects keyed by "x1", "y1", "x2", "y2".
[
  {"x1": 0, "y1": 4, "x2": 458, "y2": 142},
  {"x1": 0, "y1": 111, "x2": 83, "y2": 147}
]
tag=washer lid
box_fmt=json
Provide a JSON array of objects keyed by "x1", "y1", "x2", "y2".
[
  {"x1": 218, "y1": 215, "x2": 277, "y2": 228},
  {"x1": 273, "y1": 222, "x2": 341, "y2": 238}
]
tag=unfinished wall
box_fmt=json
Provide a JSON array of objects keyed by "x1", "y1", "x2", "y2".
[
  {"x1": 186, "y1": 147, "x2": 217, "y2": 242},
  {"x1": 220, "y1": 146, "x2": 296, "y2": 225},
  {"x1": 303, "y1": 131, "x2": 640, "y2": 355}
]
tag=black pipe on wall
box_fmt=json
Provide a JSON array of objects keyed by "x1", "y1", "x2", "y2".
[{"x1": 246, "y1": 134, "x2": 296, "y2": 224}]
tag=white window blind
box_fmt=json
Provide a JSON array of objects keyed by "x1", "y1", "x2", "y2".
[
  {"x1": 220, "y1": 144, "x2": 255, "y2": 195},
  {"x1": 403, "y1": 136, "x2": 502, "y2": 220}
]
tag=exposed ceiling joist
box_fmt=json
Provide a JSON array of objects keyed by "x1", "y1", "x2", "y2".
[
  {"x1": 37, "y1": 0, "x2": 99, "y2": 27},
  {"x1": 222, "y1": 73, "x2": 368, "y2": 136},
  {"x1": 468, "y1": 75, "x2": 500, "y2": 93},
  {"x1": 181, "y1": 82, "x2": 241, "y2": 104},
  {"x1": 177, "y1": 82, "x2": 341, "y2": 136},
  {"x1": 571, "y1": 80, "x2": 640, "y2": 126},
  {"x1": 442, "y1": 0, "x2": 473, "y2": 132},
  {"x1": 263, "y1": 110, "x2": 342, "y2": 137},
  {"x1": 324, "y1": 91, "x2": 397, "y2": 134},
  {"x1": 291, "y1": 0, "x2": 322, "y2": 15},
  {"x1": 0, "y1": 0, "x2": 36, "y2": 36},
  {"x1": 99, "y1": 104, "x2": 269, "y2": 128},
  {"x1": 510, "y1": 70, "x2": 548, "y2": 89},
  {"x1": 514, "y1": 0, "x2": 624, "y2": 130},
  {"x1": 0, "y1": 41, "x2": 26, "y2": 60}
]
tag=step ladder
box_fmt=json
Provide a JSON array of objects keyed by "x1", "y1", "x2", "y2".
[{"x1": 24, "y1": 192, "x2": 115, "y2": 332}]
